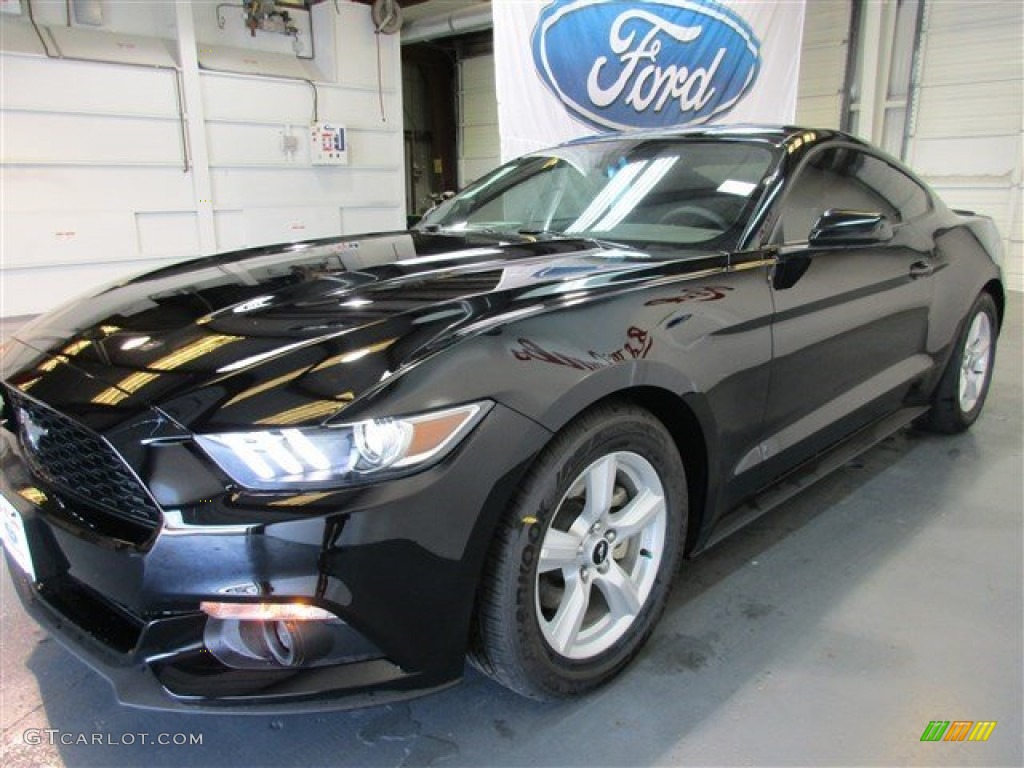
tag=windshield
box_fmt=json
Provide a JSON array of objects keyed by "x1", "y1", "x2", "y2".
[{"x1": 419, "y1": 139, "x2": 777, "y2": 249}]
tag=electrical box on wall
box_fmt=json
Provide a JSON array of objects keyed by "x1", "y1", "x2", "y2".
[
  {"x1": 72, "y1": 0, "x2": 104, "y2": 26},
  {"x1": 310, "y1": 122, "x2": 348, "y2": 165}
]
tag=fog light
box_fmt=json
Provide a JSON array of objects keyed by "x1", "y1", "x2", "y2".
[
  {"x1": 199, "y1": 601, "x2": 335, "y2": 622},
  {"x1": 261, "y1": 620, "x2": 333, "y2": 667},
  {"x1": 203, "y1": 614, "x2": 383, "y2": 670}
]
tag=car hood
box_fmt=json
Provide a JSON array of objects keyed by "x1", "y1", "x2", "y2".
[{"x1": 3, "y1": 231, "x2": 723, "y2": 431}]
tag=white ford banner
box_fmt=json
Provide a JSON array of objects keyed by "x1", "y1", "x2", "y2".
[{"x1": 494, "y1": 0, "x2": 806, "y2": 161}]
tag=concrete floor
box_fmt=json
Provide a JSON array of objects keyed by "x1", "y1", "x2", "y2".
[{"x1": 1, "y1": 297, "x2": 1021, "y2": 768}]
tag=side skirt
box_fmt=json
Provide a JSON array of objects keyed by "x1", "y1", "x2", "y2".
[{"x1": 699, "y1": 406, "x2": 929, "y2": 552}]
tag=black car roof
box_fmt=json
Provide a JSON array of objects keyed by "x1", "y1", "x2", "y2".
[{"x1": 561, "y1": 124, "x2": 867, "y2": 151}]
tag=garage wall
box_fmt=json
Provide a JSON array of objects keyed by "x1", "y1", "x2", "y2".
[
  {"x1": 457, "y1": 52, "x2": 499, "y2": 187},
  {"x1": 0, "y1": 1, "x2": 404, "y2": 317},
  {"x1": 794, "y1": 0, "x2": 851, "y2": 129},
  {"x1": 905, "y1": 1, "x2": 1023, "y2": 291}
]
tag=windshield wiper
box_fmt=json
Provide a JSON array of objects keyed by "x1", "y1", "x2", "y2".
[
  {"x1": 518, "y1": 229, "x2": 634, "y2": 251},
  {"x1": 419, "y1": 225, "x2": 503, "y2": 236},
  {"x1": 517, "y1": 228, "x2": 568, "y2": 238},
  {"x1": 588, "y1": 236, "x2": 634, "y2": 251}
]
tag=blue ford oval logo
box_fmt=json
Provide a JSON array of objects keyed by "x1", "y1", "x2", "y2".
[{"x1": 532, "y1": 0, "x2": 761, "y2": 131}]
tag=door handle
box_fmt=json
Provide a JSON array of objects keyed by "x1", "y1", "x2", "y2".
[{"x1": 909, "y1": 260, "x2": 934, "y2": 278}]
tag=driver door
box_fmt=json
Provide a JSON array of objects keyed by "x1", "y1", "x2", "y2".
[{"x1": 758, "y1": 145, "x2": 935, "y2": 473}]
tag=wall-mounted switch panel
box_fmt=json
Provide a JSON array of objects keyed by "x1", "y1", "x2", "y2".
[{"x1": 310, "y1": 122, "x2": 348, "y2": 166}]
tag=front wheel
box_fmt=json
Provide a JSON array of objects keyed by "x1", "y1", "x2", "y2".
[
  {"x1": 470, "y1": 402, "x2": 686, "y2": 699},
  {"x1": 922, "y1": 292, "x2": 998, "y2": 433}
]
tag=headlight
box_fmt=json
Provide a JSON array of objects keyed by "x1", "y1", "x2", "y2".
[{"x1": 195, "y1": 401, "x2": 491, "y2": 490}]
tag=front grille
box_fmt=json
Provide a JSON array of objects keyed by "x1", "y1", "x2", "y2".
[
  {"x1": 6, "y1": 390, "x2": 162, "y2": 530},
  {"x1": 38, "y1": 575, "x2": 144, "y2": 654}
]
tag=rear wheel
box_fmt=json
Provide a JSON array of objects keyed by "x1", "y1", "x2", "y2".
[
  {"x1": 922, "y1": 292, "x2": 998, "y2": 433},
  {"x1": 470, "y1": 402, "x2": 686, "y2": 699}
]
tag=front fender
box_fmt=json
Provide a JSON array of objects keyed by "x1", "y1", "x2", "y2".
[{"x1": 346, "y1": 267, "x2": 774, "y2": 526}]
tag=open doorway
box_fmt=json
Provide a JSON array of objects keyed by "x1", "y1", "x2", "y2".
[{"x1": 401, "y1": 29, "x2": 496, "y2": 222}]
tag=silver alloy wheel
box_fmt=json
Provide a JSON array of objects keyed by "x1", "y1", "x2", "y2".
[
  {"x1": 535, "y1": 451, "x2": 667, "y2": 660},
  {"x1": 959, "y1": 311, "x2": 993, "y2": 413}
]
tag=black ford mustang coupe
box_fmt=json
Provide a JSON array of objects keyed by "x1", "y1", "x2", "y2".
[{"x1": 0, "y1": 127, "x2": 1004, "y2": 711}]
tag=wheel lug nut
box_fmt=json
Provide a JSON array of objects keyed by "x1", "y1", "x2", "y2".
[
  {"x1": 606, "y1": 530, "x2": 616, "y2": 542},
  {"x1": 580, "y1": 566, "x2": 590, "y2": 581}
]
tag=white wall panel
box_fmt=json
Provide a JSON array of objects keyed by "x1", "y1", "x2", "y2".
[
  {"x1": 2, "y1": 211, "x2": 136, "y2": 268},
  {"x1": 198, "y1": 74, "x2": 399, "y2": 131},
  {"x1": 458, "y1": 54, "x2": 499, "y2": 187},
  {"x1": 47, "y1": 24, "x2": 178, "y2": 67},
  {"x1": 1, "y1": 55, "x2": 178, "y2": 116},
  {"x1": 314, "y1": 87, "x2": 401, "y2": 131},
  {"x1": 197, "y1": 46, "x2": 313, "y2": 80},
  {"x1": 135, "y1": 212, "x2": 200, "y2": 258},
  {"x1": 2, "y1": 111, "x2": 184, "y2": 166},
  {"x1": 460, "y1": 53, "x2": 495, "y2": 90},
  {"x1": 341, "y1": 206, "x2": 406, "y2": 235},
  {"x1": 0, "y1": 2, "x2": 405, "y2": 316},
  {"x1": 333, "y1": 6, "x2": 399, "y2": 92},
  {"x1": 209, "y1": 168, "x2": 401, "y2": 210},
  {"x1": 345, "y1": 130, "x2": 404, "y2": 169},
  {"x1": 920, "y1": 25, "x2": 1021, "y2": 88},
  {"x1": 926, "y1": 1, "x2": 1023, "y2": 33},
  {"x1": 205, "y1": 121, "x2": 311, "y2": 168},
  {"x1": 243, "y1": 206, "x2": 341, "y2": 244},
  {"x1": 203, "y1": 123, "x2": 403, "y2": 170},
  {"x1": 0, "y1": 18, "x2": 48, "y2": 55},
  {"x1": 26, "y1": 0, "x2": 176, "y2": 38},
  {"x1": 914, "y1": 81, "x2": 1022, "y2": 138},
  {"x1": 797, "y1": 45, "x2": 848, "y2": 98},
  {"x1": 911, "y1": 135, "x2": 1020, "y2": 178},
  {"x1": 795, "y1": 1, "x2": 850, "y2": 129},
  {"x1": 462, "y1": 97, "x2": 500, "y2": 126},
  {"x1": 795, "y1": 95, "x2": 846, "y2": 130},
  {"x1": 1, "y1": 167, "x2": 195, "y2": 211},
  {"x1": 200, "y1": 74, "x2": 318, "y2": 124},
  {"x1": 908, "y1": 1, "x2": 1023, "y2": 291},
  {"x1": 462, "y1": 125, "x2": 501, "y2": 159},
  {"x1": 213, "y1": 210, "x2": 246, "y2": 253}
]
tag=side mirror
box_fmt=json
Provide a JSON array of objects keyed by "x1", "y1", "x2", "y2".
[{"x1": 808, "y1": 209, "x2": 894, "y2": 247}]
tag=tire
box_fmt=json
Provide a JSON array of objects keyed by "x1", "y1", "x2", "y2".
[
  {"x1": 922, "y1": 292, "x2": 998, "y2": 434},
  {"x1": 470, "y1": 401, "x2": 686, "y2": 699}
]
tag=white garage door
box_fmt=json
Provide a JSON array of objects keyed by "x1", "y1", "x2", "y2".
[
  {"x1": 907, "y1": 2, "x2": 1023, "y2": 291},
  {"x1": 795, "y1": 0, "x2": 851, "y2": 129},
  {"x1": 458, "y1": 53, "x2": 500, "y2": 188}
]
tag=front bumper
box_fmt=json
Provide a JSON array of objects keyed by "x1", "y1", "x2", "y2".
[
  {"x1": 1, "y1": 402, "x2": 550, "y2": 711},
  {"x1": 5, "y1": 558, "x2": 460, "y2": 713}
]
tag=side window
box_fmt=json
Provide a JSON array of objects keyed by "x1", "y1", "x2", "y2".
[
  {"x1": 775, "y1": 147, "x2": 928, "y2": 243},
  {"x1": 859, "y1": 159, "x2": 931, "y2": 221}
]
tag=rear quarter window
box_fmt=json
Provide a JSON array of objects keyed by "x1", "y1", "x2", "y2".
[{"x1": 776, "y1": 146, "x2": 931, "y2": 243}]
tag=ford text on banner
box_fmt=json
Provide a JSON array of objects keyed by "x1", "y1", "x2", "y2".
[{"x1": 494, "y1": 0, "x2": 807, "y2": 161}]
